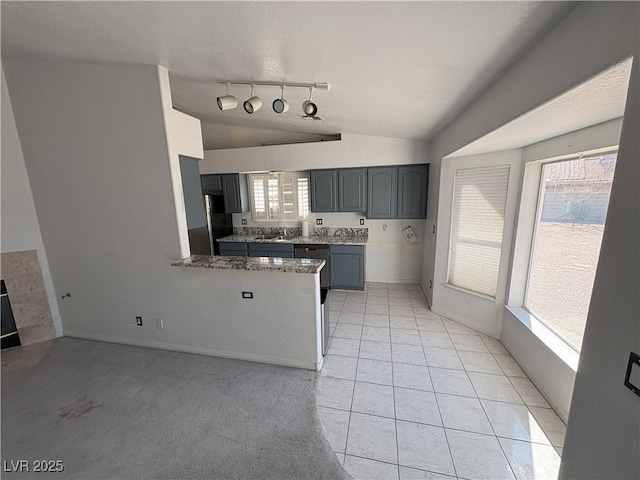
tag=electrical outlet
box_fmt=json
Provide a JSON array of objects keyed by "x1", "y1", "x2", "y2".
[
  {"x1": 316, "y1": 219, "x2": 323, "y2": 225},
  {"x1": 242, "y1": 291, "x2": 254, "y2": 299},
  {"x1": 360, "y1": 218, "x2": 365, "y2": 225},
  {"x1": 429, "y1": 280, "x2": 433, "y2": 289},
  {"x1": 241, "y1": 219, "x2": 247, "y2": 225},
  {"x1": 156, "y1": 318, "x2": 164, "y2": 329},
  {"x1": 136, "y1": 316, "x2": 143, "y2": 326}
]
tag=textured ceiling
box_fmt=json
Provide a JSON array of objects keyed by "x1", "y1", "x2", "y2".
[{"x1": 1, "y1": 1, "x2": 573, "y2": 148}]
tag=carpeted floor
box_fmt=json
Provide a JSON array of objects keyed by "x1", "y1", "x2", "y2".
[{"x1": 1, "y1": 338, "x2": 350, "y2": 480}]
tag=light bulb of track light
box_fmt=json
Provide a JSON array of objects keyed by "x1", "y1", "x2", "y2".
[
  {"x1": 302, "y1": 100, "x2": 318, "y2": 116},
  {"x1": 243, "y1": 84, "x2": 262, "y2": 114},
  {"x1": 273, "y1": 98, "x2": 289, "y2": 113},
  {"x1": 273, "y1": 85, "x2": 289, "y2": 114}
]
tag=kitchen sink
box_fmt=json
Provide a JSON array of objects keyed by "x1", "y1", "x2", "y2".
[
  {"x1": 253, "y1": 234, "x2": 278, "y2": 240},
  {"x1": 252, "y1": 234, "x2": 297, "y2": 242},
  {"x1": 273, "y1": 235, "x2": 298, "y2": 242}
]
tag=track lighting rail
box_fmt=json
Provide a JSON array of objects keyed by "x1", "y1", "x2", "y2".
[{"x1": 217, "y1": 81, "x2": 330, "y2": 90}]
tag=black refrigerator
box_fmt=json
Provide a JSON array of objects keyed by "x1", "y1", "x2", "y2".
[{"x1": 188, "y1": 192, "x2": 233, "y2": 256}]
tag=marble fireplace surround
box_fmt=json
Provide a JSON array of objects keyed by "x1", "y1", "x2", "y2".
[{"x1": 1, "y1": 249, "x2": 56, "y2": 346}]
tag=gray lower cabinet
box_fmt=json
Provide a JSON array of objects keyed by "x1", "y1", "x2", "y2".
[
  {"x1": 310, "y1": 169, "x2": 338, "y2": 212},
  {"x1": 329, "y1": 245, "x2": 365, "y2": 291},
  {"x1": 248, "y1": 243, "x2": 294, "y2": 258},
  {"x1": 219, "y1": 242, "x2": 247, "y2": 256},
  {"x1": 221, "y1": 174, "x2": 249, "y2": 213},
  {"x1": 397, "y1": 165, "x2": 428, "y2": 219},
  {"x1": 338, "y1": 168, "x2": 367, "y2": 213},
  {"x1": 367, "y1": 167, "x2": 397, "y2": 219}
]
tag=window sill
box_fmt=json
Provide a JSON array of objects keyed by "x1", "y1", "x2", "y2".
[
  {"x1": 444, "y1": 283, "x2": 497, "y2": 303},
  {"x1": 505, "y1": 306, "x2": 579, "y2": 372}
]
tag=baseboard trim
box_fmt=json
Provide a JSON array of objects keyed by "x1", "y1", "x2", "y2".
[
  {"x1": 366, "y1": 276, "x2": 421, "y2": 284},
  {"x1": 62, "y1": 331, "x2": 317, "y2": 370}
]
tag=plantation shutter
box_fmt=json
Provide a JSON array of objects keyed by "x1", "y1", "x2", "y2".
[
  {"x1": 448, "y1": 165, "x2": 510, "y2": 297},
  {"x1": 251, "y1": 176, "x2": 268, "y2": 221}
]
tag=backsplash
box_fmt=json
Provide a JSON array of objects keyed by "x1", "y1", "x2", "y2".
[{"x1": 233, "y1": 226, "x2": 368, "y2": 237}]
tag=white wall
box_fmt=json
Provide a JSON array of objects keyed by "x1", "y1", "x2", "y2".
[
  {"x1": 0, "y1": 65, "x2": 63, "y2": 335},
  {"x1": 3, "y1": 58, "x2": 318, "y2": 369},
  {"x1": 422, "y1": 1, "x2": 640, "y2": 306},
  {"x1": 559, "y1": 47, "x2": 639, "y2": 479},
  {"x1": 203, "y1": 134, "x2": 429, "y2": 284},
  {"x1": 158, "y1": 65, "x2": 204, "y2": 258},
  {"x1": 201, "y1": 134, "x2": 428, "y2": 174}
]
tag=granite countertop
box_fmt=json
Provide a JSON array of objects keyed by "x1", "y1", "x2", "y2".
[
  {"x1": 172, "y1": 255, "x2": 325, "y2": 274},
  {"x1": 217, "y1": 234, "x2": 368, "y2": 246}
]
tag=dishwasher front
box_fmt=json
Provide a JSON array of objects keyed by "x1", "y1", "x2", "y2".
[{"x1": 294, "y1": 245, "x2": 330, "y2": 289}]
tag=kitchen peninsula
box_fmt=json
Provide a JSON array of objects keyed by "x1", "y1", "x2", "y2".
[
  {"x1": 172, "y1": 254, "x2": 326, "y2": 370},
  {"x1": 172, "y1": 228, "x2": 367, "y2": 371}
]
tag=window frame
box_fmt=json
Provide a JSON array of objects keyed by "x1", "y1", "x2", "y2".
[{"x1": 521, "y1": 149, "x2": 618, "y2": 352}]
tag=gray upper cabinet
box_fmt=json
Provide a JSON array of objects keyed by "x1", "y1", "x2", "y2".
[
  {"x1": 310, "y1": 170, "x2": 338, "y2": 212},
  {"x1": 367, "y1": 167, "x2": 397, "y2": 219},
  {"x1": 397, "y1": 165, "x2": 428, "y2": 219},
  {"x1": 338, "y1": 168, "x2": 367, "y2": 213},
  {"x1": 221, "y1": 174, "x2": 249, "y2": 213},
  {"x1": 201, "y1": 174, "x2": 222, "y2": 194}
]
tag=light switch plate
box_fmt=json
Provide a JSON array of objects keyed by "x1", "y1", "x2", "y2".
[{"x1": 242, "y1": 291, "x2": 253, "y2": 299}]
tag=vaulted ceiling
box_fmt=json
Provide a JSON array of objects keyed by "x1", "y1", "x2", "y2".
[{"x1": 2, "y1": 1, "x2": 574, "y2": 149}]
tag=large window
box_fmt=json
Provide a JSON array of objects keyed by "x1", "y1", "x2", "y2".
[
  {"x1": 525, "y1": 153, "x2": 617, "y2": 350},
  {"x1": 249, "y1": 172, "x2": 310, "y2": 222},
  {"x1": 448, "y1": 165, "x2": 510, "y2": 297}
]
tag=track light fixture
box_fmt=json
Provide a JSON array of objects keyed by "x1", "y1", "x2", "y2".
[
  {"x1": 272, "y1": 85, "x2": 289, "y2": 114},
  {"x1": 243, "y1": 84, "x2": 262, "y2": 114},
  {"x1": 217, "y1": 81, "x2": 329, "y2": 117},
  {"x1": 216, "y1": 82, "x2": 238, "y2": 111},
  {"x1": 302, "y1": 86, "x2": 318, "y2": 117}
]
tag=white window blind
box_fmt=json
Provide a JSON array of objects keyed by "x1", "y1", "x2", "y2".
[
  {"x1": 448, "y1": 165, "x2": 510, "y2": 297},
  {"x1": 249, "y1": 172, "x2": 310, "y2": 222}
]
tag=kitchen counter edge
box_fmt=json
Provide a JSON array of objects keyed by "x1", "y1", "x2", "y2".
[
  {"x1": 172, "y1": 255, "x2": 325, "y2": 274},
  {"x1": 217, "y1": 235, "x2": 368, "y2": 245}
]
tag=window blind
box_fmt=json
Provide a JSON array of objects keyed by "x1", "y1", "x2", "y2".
[{"x1": 448, "y1": 165, "x2": 510, "y2": 297}]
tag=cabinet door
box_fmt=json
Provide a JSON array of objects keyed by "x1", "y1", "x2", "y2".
[
  {"x1": 330, "y1": 245, "x2": 365, "y2": 291},
  {"x1": 248, "y1": 243, "x2": 294, "y2": 258},
  {"x1": 367, "y1": 167, "x2": 397, "y2": 219},
  {"x1": 201, "y1": 174, "x2": 222, "y2": 193},
  {"x1": 310, "y1": 170, "x2": 338, "y2": 212},
  {"x1": 221, "y1": 174, "x2": 249, "y2": 213},
  {"x1": 397, "y1": 165, "x2": 428, "y2": 219},
  {"x1": 339, "y1": 168, "x2": 367, "y2": 212},
  {"x1": 219, "y1": 243, "x2": 247, "y2": 257}
]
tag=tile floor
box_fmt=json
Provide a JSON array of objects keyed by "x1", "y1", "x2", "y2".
[{"x1": 317, "y1": 282, "x2": 566, "y2": 480}]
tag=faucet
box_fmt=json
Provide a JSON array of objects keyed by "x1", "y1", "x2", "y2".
[{"x1": 283, "y1": 228, "x2": 289, "y2": 236}]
